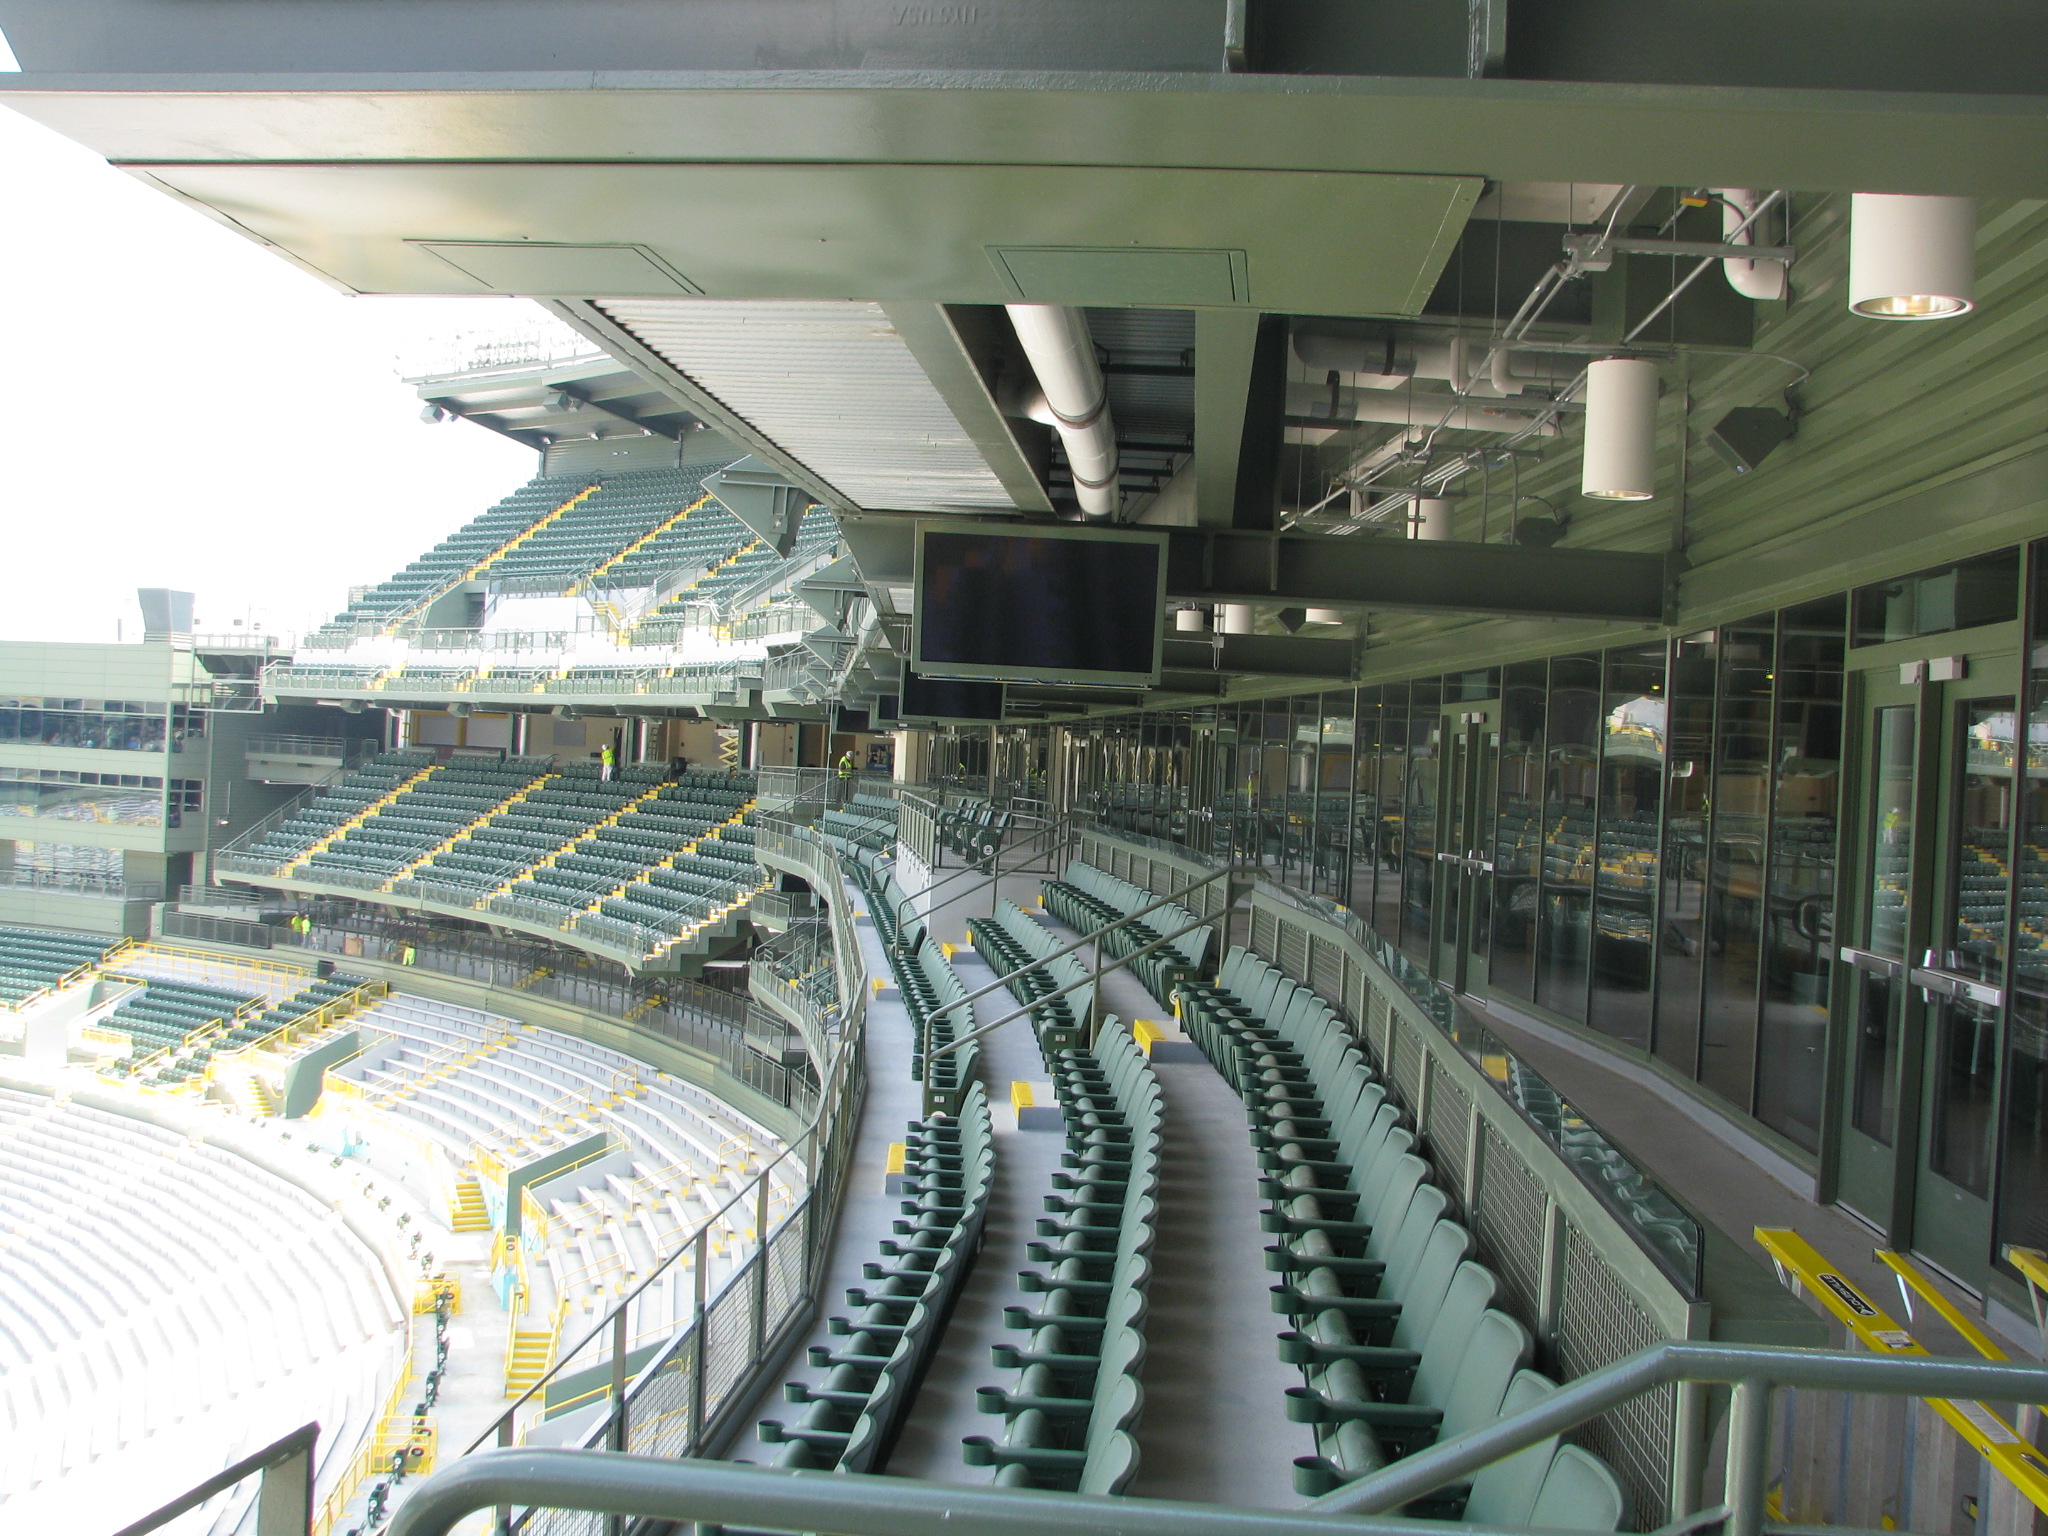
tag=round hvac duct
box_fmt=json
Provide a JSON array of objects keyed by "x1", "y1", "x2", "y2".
[{"x1": 1219, "y1": 604, "x2": 1256, "y2": 635}]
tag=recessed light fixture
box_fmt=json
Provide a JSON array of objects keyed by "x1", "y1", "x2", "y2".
[{"x1": 1849, "y1": 194, "x2": 1977, "y2": 320}]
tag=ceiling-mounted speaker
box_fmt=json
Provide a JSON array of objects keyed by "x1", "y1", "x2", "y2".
[{"x1": 1704, "y1": 406, "x2": 1795, "y2": 475}]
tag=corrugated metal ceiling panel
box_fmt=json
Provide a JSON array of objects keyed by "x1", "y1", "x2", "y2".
[{"x1": 597, "y1": 299, "x2": 1018, "y2": 514}]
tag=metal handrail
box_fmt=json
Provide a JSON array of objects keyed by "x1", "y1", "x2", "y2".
[
  {"x1": 883, "y1": 808, "x2": 1066, "y2": 942},
  {"x1": 917, "y1": 863, "x2": 1234, "y2": 1037},
  {"x1": 388, "y1": 1342, "x2": 2048, "y2": 1536},
  {"x1": 924, "y1": 910, "x2": 1218, "y2": 1062}
]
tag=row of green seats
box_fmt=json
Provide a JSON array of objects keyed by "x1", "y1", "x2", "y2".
[
  {"x1": 760, "y1": 1082, "x2": 993, "y2": 1472},
  {"x1": 963, "y1": 1019, "x2": 1156, "y2": 1493},
  {"x1": 938, "y1": 802, "x2": 1012, "y2": 865},
  {"x1": 317, "y1": 475, "x2": 584, "y2": 629},
  {"x1": 0, "y1": 927, "x2": 119, "y2": 1002},
  {"x1": 1175, "y1": 948, "x2": 1627, "y2": 1529},
  {"x1": 1041, "y1": 861, "x2": 1208, "y2": 1010},
  {"x1": 964, "y1": 902, "x2": 1088, "y2": 1057}
]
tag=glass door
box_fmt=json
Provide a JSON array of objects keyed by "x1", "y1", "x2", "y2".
[
  {"x1": 1435, "y1": 701, "x2": 1501, "y2": 994},
  {"x1": 1838, "y1": 653, "x2": 2017, "y2": 1286}
]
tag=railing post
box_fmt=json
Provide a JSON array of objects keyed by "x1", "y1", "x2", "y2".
[
  {"x1": 1724, "y1": 1376, "x2": 1774, "y2": 1536},
  {"x1": 1672, "y1": 1378, "x2": 1710, "y2": 1518},
  {"x1": 752, "y1": 1170, "x2": 772, "y2": 1356},
  {"x1": 252, "y1": 1432, "x2": 314, "y2": 1536},
  {"x1": 691, "y1": 1225, "x2": 711, "y2": 1450},
  {"x1": 609, "y1": 1306, "x2": 631, "y2": 1452}
]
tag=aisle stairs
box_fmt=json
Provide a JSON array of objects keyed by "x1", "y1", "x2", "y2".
[
  {"x1": 451, "y1": 1176, "x2": 492, "y2": 1235},
  {"x1": 379, "y1": 773, "x2": 556, "y2": 892},
  {"x1": 276, "y1": 763, "x2": 442, "y2": 876},
  {"x1": 485, "y1": 781, "x2": 673, "y2": 900}
]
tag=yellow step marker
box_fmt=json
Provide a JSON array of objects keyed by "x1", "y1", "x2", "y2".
[
  {"x1": 1756, "y1": 1228, "x2": 2048, "y2": 1515},
  {"x1": 885, "y1": 1142, "x2": 906, "y2": 1176},
  {"x1": 1132, "y1": 1019, "x2": 1165, "y2": 1056},
  {"x1": 1010, "y1": 1080, "x2": 1035, "y2": 1111}
]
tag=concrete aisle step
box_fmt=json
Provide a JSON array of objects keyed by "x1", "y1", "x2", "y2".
[
  {"x1": 1029, "y1": 907, "x2": 1307, "y2": 1508},
  {"x1": 883, "y1": 949, "x2": 1064, "y2": 1482},
  {"x1": 726, "y1": 876, "x2": 921, "y2": 1458}
]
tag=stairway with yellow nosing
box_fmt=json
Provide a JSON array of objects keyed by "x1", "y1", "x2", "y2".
[
  {"x1": 380, "y1": 482, "x2": 599, "y2": 636},
  {"x1": 625, "y1": 537, "x2": 761, "y2": 643},
  {"x1": 485, "y1": 781, "x2": 673, "y2": 902},
  {"x1": 367, "y1": 1032, "x2": 515, "y2": 1110},
  {"x1": 646, "y1": 872, "x2": 778, "y2": 961},
  {"x1": 574, "y1": 490, "x2": 718, "y2": 593},
  {"x1": 576, "y1": 801, "x2": 759, "y2": 916},
  {"x1": 450, "y1": 1176, "x2": 491, "y2": 1234},
  {"x1": 376, "y1": 772, "x2": 557, "y2": 892},
  {"x1": 276, "y1": 763, "x2": 442, "y2": 876},
  {"x1": 623, "y1": 993, "x2": 665, "y2": 1024},
  {"x1": 504, "y1": 1311, "x2": 561, "y2": 1397}
]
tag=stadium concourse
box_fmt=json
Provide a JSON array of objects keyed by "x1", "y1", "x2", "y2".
[{"x1": 13, "y1": 8, "x2": 2048, "y2": 1535}]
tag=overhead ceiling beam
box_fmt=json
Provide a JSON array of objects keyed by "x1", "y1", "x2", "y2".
[
  {"x1": 1163, "y1": 633, "x2": 1356, "y2": 678},
  {"x1": 1193, "y1": 310, "x2": 1262, "y2": 530},
  {"x1": 878, "y1": 303, "x2": 1052, "y2": 516},
  {"x1": 419, "y1": 396, "x2": 549, "y2": 451},
  {"x1": 1163, "y1": 529, "x2": 1673, "y2": 622},
  {"x1": 19, "y1": 75, "x2": 2048, "y2": 197},
  {"x1": 546, "y1": 380, "x2": 690, "y2": 441}
]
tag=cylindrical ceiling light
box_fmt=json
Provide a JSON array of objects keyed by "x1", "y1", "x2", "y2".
[
  {"x1": 1848, "y1": 194, "x2": 1977, "y2": 320},
  {"x1": 1408, "y1": 499, "x2": 1452, "y2": 540},
  {"x1": 1305, "y1": 608, "x2": 1345, "y2": 626},
  {"x1": 1581, "y1": 358, "x2": 1659, "y2": 501},
  {"x1": 1219, "y1": 603, "x2": 1256, "y2": 635},
  {"x1": 1174, "y1": 606, "x2": 1209, "y2": 633}
]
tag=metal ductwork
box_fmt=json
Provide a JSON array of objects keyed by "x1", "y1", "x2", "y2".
[
  {"x1": 1293, "y1": 330, "x2": 1580, "y2": 399},
  {"x1": 1284, "y1": 381, "x2": 1564, "y2": 437},
  {"x1": 1006, "y1": 304, "x2": 1119, "y2": 520},
  {"x1": 1712, "y1": 189, "x2": 1789, "y2": 301}
]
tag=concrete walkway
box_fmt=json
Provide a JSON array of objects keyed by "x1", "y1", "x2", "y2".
[
  {"x1": 885, "y1": 949, "x2": 1064, "y2": 1480},
  {"x1": 724, "y1": 876, "x2": 923, "y2": 1459},
  {"x1": 1030, "y1": 907, "x2": 1309, "y2": 1508}
]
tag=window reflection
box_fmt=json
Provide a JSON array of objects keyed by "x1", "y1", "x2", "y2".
[
  {"x1": 1757, "y1": 595, "x2": 1845, "y2": 1151},
  {"x1": 1537, "y1": 657, "x2": 1600, "y2": 1022},
  {"x1": 1591, "y1": 646, "x2": 1665, "y2": 1049},
  {"x1": 1699, "y1": 617, "x2": 1775, "y2": 1113},
  {"x1": 1491, "y1": 663, "x2": 1546, "y2": 1001}
]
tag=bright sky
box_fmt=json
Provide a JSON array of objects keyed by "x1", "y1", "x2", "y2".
[{"x1": 0, "y1": 101, "x2": 543, "y2": 644}]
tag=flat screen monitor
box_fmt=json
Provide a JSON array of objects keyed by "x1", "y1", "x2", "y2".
[
  {"x1": 834, "y1": 704, "x2": 872, "y2": 734},
  {"x1": 912, "y1": 523, "x2": 1166, "y2": 687},
  {"x1": 899, "y1": 672, "x2": 1005, "y2": 724},
  {"x1": 872, "y1": 694, "x2": 901, "y2": 728}
]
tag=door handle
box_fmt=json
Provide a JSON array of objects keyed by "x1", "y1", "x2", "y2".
[
  {"x1": 1908, "y1": 966, "x2": 2004, "y2": 1008},
  {"x1": 1838, "y1": 946, "x2": 1903, "y2": 979}
]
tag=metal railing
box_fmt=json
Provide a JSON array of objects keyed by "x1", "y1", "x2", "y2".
[
  {"x1": 0, "y1": 867, "x2": 161, "y2": 900},
  {"x1": 114, "y1": 1422, "x2": 317, "y2": 1536},
  {"x1": 452, "y1": 818, "x2": 868, "y2": 1535},
  {"x1": 385, "y1": 1342, "x2": 2048, "y2": 1536},
  {"x1": 245, "y1": 733, "x2": 375, "y2": 763}
]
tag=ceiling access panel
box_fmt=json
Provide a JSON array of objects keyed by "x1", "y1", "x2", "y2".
[{"x1": 599, "y1": 299, "x2": 1020, "y2": 515}]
